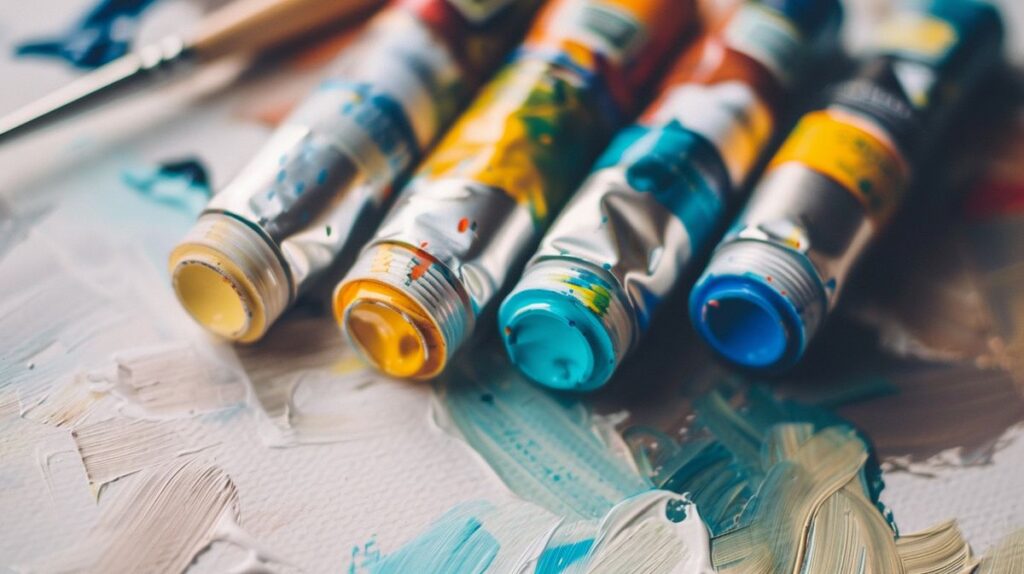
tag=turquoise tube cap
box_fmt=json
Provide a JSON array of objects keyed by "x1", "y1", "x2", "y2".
[
  {"x1": 499, "y1": 290, "x2": 618, "y2": 391},
  {"x1": 499, "y1": 260, "x2": 635, "y2": 391}
]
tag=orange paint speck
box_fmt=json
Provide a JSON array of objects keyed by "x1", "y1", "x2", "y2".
[
  {"x1": 708, "y1": 300, "x2": 720, "y2": 309},
  {"x1": 765, "y1": 276, "x2": 773, "y2": 283},
  {"x1": 458, "y1": 217, "x2": 470, "y2": 232},
  {"x1": 408, "y1": 247, "x2": 434, "y2": 281}
]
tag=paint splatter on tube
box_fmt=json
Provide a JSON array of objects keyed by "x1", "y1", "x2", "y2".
[
  {"x1": 498, "y1": 0, "x2": 843, "y2": 391},
  {"x1": 690, "y1": 0, "x2": 1006, "y2": 372},
  {"x1": 334, "y1": 0, "x2": 698, "y2": 380},
  {"x1": 169, "y1": 0, "x2": 542, "y2": 343}
]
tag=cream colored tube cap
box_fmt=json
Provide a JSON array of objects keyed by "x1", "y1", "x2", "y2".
[{"x1": 169, "y1": 213, "x2": 291, "y2": 343}]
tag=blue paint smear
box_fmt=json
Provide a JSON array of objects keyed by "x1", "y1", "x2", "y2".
[
  {"x1": 121, "y1": 157, "x2": 211, "y2": 216},
  {"x1": 15, "y1": 0, "x2": 159, "y2": 69},
  {"x1": 535, "y1": 539, "x2": 594, "y2": 574},
  {"x1": 370, "y1": 506, "x2": 499, "y2": 574}
]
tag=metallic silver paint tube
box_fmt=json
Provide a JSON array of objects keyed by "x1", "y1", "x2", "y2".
[
  {"x1": 168, "y1": 0, "x2": 539, "y2": 342},
  {"x1": 690, "y1": 0, "x2": 1005, "y2": 372}
]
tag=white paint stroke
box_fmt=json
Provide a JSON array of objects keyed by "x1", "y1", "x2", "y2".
[
  {"x1": 22, "y1": 374, "x2": 108, "y2": 428},
  {"x1": 235, "y1": 317, "x2": 427, "y2": 447},
  {"x1": 87, "y1": 342, "x2": 247, "y2": 420},
  {"x1": 71, "y1": 418, "x2": 214, "y2": 491},
  {"x1": 21, "y1": 459, "x2": 279, "y2": 574}
]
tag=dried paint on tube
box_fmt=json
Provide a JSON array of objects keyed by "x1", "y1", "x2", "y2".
[
  {"x1": 690, "y1": 0, "x2": 1005, "y2": 371},
  {"x1": 169, "y1": 0, "x2": 542, "y2": 342},
  {"x1": 334, "y1": 0, "x2": 697, "y2": 380},
  {"x1": 498, "y1": 0, "x2": 842, "y2": 390}
]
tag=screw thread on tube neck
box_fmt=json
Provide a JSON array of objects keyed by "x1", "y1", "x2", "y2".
[
  {"x1": 499, "y1": 258, "x2": 635, "y2": 391},
  {"x1": 169, "y1": 213, "x2": 292, "y2": 343},
  {"x1": 334, "y1": 242, "x2": 472, "y2": 380},
  {"x1": 690, "y1": 239, "x2": 826, "y2": 371}
]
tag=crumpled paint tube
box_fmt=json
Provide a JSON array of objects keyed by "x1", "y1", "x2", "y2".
[
  {"x1": 333, "y1": 0, "x2": 697, "y2": 379},
  {"x1": 169, "y1": 0, "x2": 542, "y2": 343},
  {"x1": 690, "y1": 0, "x2": 1005, "y2": 371},
  {"x1": 497, "y1": 0, "x2": 843, "y2": 391}
]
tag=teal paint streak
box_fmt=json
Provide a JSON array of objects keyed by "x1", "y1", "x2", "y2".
[
  {"x1": 121, "y1": 158, "x2": 212, "y2": 217},
  {"x1": 625, "y1": 382, "x2": 893, "y2": 536},
  {"x1": 535, "y1": 539, "x2": 594, "y2": 573},
  {"x1": 370, "y1": 506, "x2": 498, "y2": 574},
  {"x1": 440, "y1": 353, "x2": 650, "y2": 520}
]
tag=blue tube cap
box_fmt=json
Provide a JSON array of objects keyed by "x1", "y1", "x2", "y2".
[
  {"x1": 499, "y1": 289, "x2": 618, "y2": 391},
  {"x1": 689, "y1": 273, "x2": 806, "y2": 371}
]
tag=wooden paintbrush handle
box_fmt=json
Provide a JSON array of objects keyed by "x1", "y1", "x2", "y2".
[{"x1": 189, "y1": 0, "x2": 382, "y2": 60}]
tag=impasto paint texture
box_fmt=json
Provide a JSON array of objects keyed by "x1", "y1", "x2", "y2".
[
  {"x1": 624, "y1": 383, "x2": 988, "y2": 573},
  {"x1": 437, "y1": 353, "x2": 650, "y2": 520},
  {"x1": 22, "y1": 459, "x2": 262, "y2": 572},
  {"x1": 14, "y1": 0, "x2": 159, "y2": 68},
  {"x1": 368, "y1": 491, "x2": 713, "y2": 574}
]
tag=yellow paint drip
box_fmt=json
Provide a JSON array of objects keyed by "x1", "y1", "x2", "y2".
[
  {"x1": 169, "y1": 244, "x2": 266, "y2": 343},
  {"x1": 334, "y1": 279, "x2": 446, "y2": 380}
]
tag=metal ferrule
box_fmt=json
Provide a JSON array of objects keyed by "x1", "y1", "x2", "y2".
[
  {"x1": 726, "y1": 161, "x2": 877, "y2": 309},
  {"x1": 367, "y1": 178, "x2": 537, "y2": 318},
  {"x1": 344, "y1": 241, "x2": 473, "y2": 360}
]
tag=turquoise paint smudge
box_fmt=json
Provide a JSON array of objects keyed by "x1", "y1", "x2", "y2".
[
  {"x1": 367, "y1": 491, "x2": 713, "y2": 574},
  {"x1": 370, "y1": 505, "x2": 498, "y2": 574},
  {"x1": 121, "y1": 157, "x2": 211, "y2": 216},
  {"x1": 535, "y1": 539, "x2": 594, "y2": 573},
  {"x1": 348, "y1": 536, "x2": 381, "y2": 574},
  {"x1": 15, "y1": 0, "x2": 160, "y2": 69},
  {"x1": 438, "y1": 352, "x2": 650, "y2": 520}
]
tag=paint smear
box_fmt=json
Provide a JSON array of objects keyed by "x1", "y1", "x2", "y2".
[
  {"x1": 71, "y1": 418, "x2": 212, "y2": 492},
  {"x1": 235, "y1": 316, "x2": 429, "y2": 447},
  {"x1": 22, "y1": 373, "x2": 106, "y2": 428},
  {"x1": 435, "y1": 352, "x2": 650, "y2": 521},
  {"x1": 22, "y1": 342, "x2": 246, "y2": 429},
  {"x1": 369, "y1": 490, "x2": 713, "y2": 574},
  {"x1": 15, "y1": 0, "x2": 159, "y2": 68},
  {"x1": 22, "y1": 458, "x2": 276, "y2": 573},
  {"x1": 86, "y1": 342, "x2": 246, "y2": 420},
  {"x1": 121, "y1": 157, "x2": 212, "y2": 216},
  {"x1": 626, "y1": 383, "x2": 981, "y2": 573},
  {"x1": 978, "y1": 528, "x2": 1024, "y2": 574}
]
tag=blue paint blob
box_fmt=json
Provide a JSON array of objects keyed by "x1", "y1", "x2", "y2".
[
  {"x1": 535, "y1": 539, "x2": 594, "y2": 574},
  {"x1": 689, "y1": 273, "x2": 804, "y2": 370},
  {"x1": 499, "y1": 290, "x2": 615, "y2": 392},
  {"x1": 15, "y1": 0, "x2": 159, "y2": 69},
  {"x1": 370, "y1": 508, "x2": 498, "y2": 574},
  {"x1": 121, "y1": 157, "x2": 211, "y2": 215}
]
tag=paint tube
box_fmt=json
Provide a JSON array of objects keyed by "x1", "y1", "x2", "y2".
[
  {"x1": 496, "y1": 0, "x2": 842, "y2": 390},
  {"x1": 333, "y1": 0, "x2": 697, "y2": 380},
  {"x1": 168, "y1": 0, "x2": 541, "y2": 343},
  {"x1": 690, "y1": 0, "x2": 1005, "y2": 371}
]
